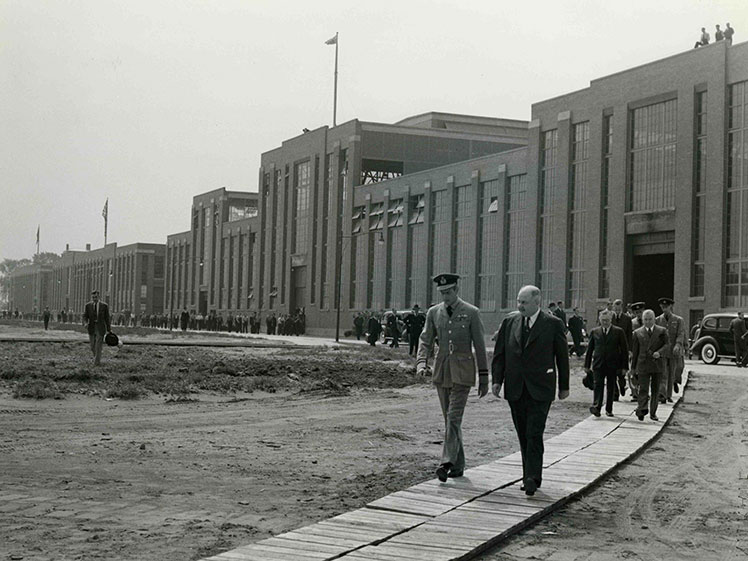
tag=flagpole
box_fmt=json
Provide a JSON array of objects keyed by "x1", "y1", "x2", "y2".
[
  {"x1": 103, "y1": 199, "x2": 109, "y2": 247},
  {"x1": 333, "y1": 32, "x2": 338, "y2": 126},
  {"x1": 36, "y1": 225, "x2": 40, "y2": 256}
]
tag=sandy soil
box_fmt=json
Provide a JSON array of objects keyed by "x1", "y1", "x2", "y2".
[
  {"x1": 2, "y1": 324, "x2": 743, "y2": 561},
  {"x1": 477, "y1": 363, "x2": 748, "y2": 561}
]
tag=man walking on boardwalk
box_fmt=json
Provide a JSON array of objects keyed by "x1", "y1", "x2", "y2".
[
  {"x1": 632, "y1": 309, "x2": 668, "y2": 421},
  {"x1": 655, "y1": 297, "x2": 687, "y2": 402},
  {"x1": 585, "y1": 309, "x2": 629, "y2": 417},
  {"x1": 417, "y1": 274, "x2": 488, "y2": 482},
  {"x1": 491, "y1": 285, "x2": 570, "y2": 495}
]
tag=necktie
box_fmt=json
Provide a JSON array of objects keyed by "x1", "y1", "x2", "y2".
[
  {"x1": 446, "y1": 305, "x2": 453, "y2": 317},
  {"x1": 647, "y1": 328, "x2": 652, "y2": 337},
  {"x1": 522, "y1": 317, "x2": 530, "y2": 347}
]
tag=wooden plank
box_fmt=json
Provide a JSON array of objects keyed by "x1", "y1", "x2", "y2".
[{"x1": 274, "y1": 530, "x2": 366, "y2": 549}]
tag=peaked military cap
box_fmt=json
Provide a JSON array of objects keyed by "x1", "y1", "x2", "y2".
[
  {"x1": 433, "y1": 273, "x2": 460, "y2": 291},
  {"x1": 658, "y1": 297, "x2": 675, "y2": 306},
  {"x1": 631, "y1": 301, "x2": 645, "y2": 311}
]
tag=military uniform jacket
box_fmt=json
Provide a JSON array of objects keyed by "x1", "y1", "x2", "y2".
[
  {"x1": 491, "y1": 310, "x2": 570, "y2": 402},
  {"x1": 655, "y1": 313, "x2": 687, "y2": 358},
  {"x1": 416, "y1": 298, "x2": 488, "y2": 387}
]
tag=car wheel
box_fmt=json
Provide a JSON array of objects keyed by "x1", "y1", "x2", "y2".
[{"x1": 700, "y1": 342, "x2": 720, "y2": 365}]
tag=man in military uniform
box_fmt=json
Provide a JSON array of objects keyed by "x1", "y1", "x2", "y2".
[
  {"x1": 611, "y1": 299, "x2": 633, "y2": 398},
  {"x1": 404, "y1": 304, "x2": 425, "y2": 357},
  {"x1": 655, "y1": 297, "x2": 687, "y2": 403},
  {"x1": 729, "y1": 312, "x2": 747, "y2": 367},
  {"x1": 417, "y1": 274, "x2": 488, "y2": 482},
  {"x1": 627, "y1": 302, "x2": 645, "y2": 401}
]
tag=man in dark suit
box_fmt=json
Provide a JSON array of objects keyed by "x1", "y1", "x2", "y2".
[
  {"x1": 611, "y1": 299, "x2": 633, "y2": 398},
  {"x1": 83, "y1": 290, "x2": 111, "y2": 366},
  {"x1": 492, "y1": 285, "x2": 570, "y2": 495},
  {"x1": 567, "y1": 307, "x2": 585, "y2": 357},
  {"x1": 585, "y1": 310, "x2": 629, "y2": 417},
  {"x1": 404, "y1": 304, "x2": 425, "y2": 357},
  {"x1": 367, "y1": 313, "x2": 381, "y2": 346},
  {"x1": 729, "y1": 312, "x2": 747, "y2": 367},
  {"x1": 631, "y1": 309, "x2": 669, "y2": 421}
]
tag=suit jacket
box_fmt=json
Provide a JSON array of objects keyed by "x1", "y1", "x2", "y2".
[
  {"x1": 631, "y1": 325, "x2": 668, "y2": 374},
  {"x1": 584, "y1": 325, "x2": 629, "y2": 372},
  {"x1": 611, "y1": 312, "x2": 633, "y2": 348},
  {"x1": 83, "y1": 301, "x2": 111, "y2": 336},
  {"x1": 729, "y1": 317, "x2": 747, "y2": 338},
  {"x1": 655, "y1": 313, "x2": 687, "y2": 358},
  {"x1": 417, "y1": 298, "x2": 488, "y2": 387},
  {"x1": 491, "y1": 310, "x2": 570, "y2": 402}
]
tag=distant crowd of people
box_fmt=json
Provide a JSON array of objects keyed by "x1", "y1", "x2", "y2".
[
  {"x1": 694, "y1": 22, "x2": 735, "y2": 48},
  {"x1": 352, "y1": 306, "x2": 426, "y2": 355}
]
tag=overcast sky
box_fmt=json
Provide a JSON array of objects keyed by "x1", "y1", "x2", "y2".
[{"x1": 1, "y1": 0, "x2": 745, "y2": 261}]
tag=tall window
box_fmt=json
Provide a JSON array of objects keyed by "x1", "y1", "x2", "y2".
[
  {"x1": 385, "y1": 199, "x2": 405, "y2": 308},
  {"x1": 629, "y1": 99, "x2": 677, "y2": 211},
  {"x1": 725, "y1": 81, "x2": 748, "y2": 307},
  {"x1": 368, "y1": 203, "x2": 385, "y2": 310},
  {"x1": 568, "y1": 121, "x2": 589, "y2": 309},
  {"x1": 477, "y1": 179, "x2": 500, "y2": 310},
  {"x1": 691, "y1": 91, "x2": 707, "y2": 297},
  {"x1": 293, "y1": 161, "x2": 310, "y2": 254},
  {"x1": 453, "y1": 185, "x2": 474, "y2": 301},
  {"x1": 431, "y1": 190, "x2": 450, "y2": 277},
  {"x1": 351, "y1": 206, "x2": 366, "y2": 309},
  {"x1": 538, "y1": 129, "x2": 558, "y2": 304},
  {"x1": 407, "y1": 195, "x2": 426, "y2": 307},
  {"x1": 320, "y1": 154, "x2": 332, "y2": 308},
  {"x1": 599, "y1": 114, "x2": 613, "y2": 298},
  {"x1": 504, "y1": 174, "x2": 528, "y2": 308}
]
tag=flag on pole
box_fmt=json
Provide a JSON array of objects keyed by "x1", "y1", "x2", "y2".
[
  {"x1": 102, "y1": 198, "x2": 108, "y2": 246},
  {"x1": 36, "y1": 225, "x2": 40, "y2": 254},
  {"x1": 325, "y1": 34, "x2": 337, "y2": 45}
]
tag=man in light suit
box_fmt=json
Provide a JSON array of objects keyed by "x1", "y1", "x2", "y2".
[
  {"x1": 585, "y1": 309, "x2": 629, "y2": 417},
  {"x1": 632, "y1": 309, "x2": 668, "y2": 421},
  {"x1": 492, "y1": 285, "x2": 570, "y2": 495},
  {"x1": 655, "y1": 297, "x2": 687, "y2": 402},
  {"x1": 83, "y1": 290, "x2": 111, "y2": 366},
  {"x1": 417, "y1": 273, "x2": 488, "y2": 482},
  {"x1": 611, "y1": 299, "x2": 633, "y2": 398}
]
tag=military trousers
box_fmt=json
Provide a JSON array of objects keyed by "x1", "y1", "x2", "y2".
[
  {"x1": 659, "y1": 356, "x2": 684, "y2": 400},
  {"x1": 734, "y1": 336, "x2": 747, "y2": 364},
  {"x1": 435, "y1": 383, "x2": 471, "y2": 471}
]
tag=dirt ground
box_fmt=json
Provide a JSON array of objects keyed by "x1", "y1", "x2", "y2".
[{"x1": 1, "y1": 325, "x2": 745, "y2": 561}]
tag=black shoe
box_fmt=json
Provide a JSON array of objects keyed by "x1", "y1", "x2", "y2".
[
  {"x1": 636, "y1": 412, "x2": 645, "y2": 421},
  {"x1": 523, "y1": 477, "x2": 537, "y2": 496},
  {"x1": 673, "y1": 382, "x2": 680, "y2": 393},
  {"x1": 650, "y1": 414, "x2": 659, "y2": 421},
  {"x1": 520, "y1": 479, "x2": 541, "y2": 491},
  {"x1": 630, "y1": 396, "x2": 638, "y2": 402},
  {"x1": 447, "y1": 469, "x2": 463, "y2": 478},
  {"x1": 589, "y1": 406, "x2": 601, "y2": 417},
  {"x1": 605, "y1": 411, "x2": 614, "y2": 417},
  {"x1": 659, "y1": 397, "x2": 667, "y2": 404},
  {"x1": 436, "y1": 463, "x2": 451, "y2": 482},
  {"x1": 667, "y1": 398, "x2": 673, "y2": 403}
]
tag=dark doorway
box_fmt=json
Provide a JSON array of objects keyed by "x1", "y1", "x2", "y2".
[
  {"x1": 198, "y1": 291, "x2": 208, "y2": 316},
  {"x1": 632, "y1": 253, "x2": 674, "y2": 311},
  {"x1": 290, "y1": 266, "x2": 306, "y2": 313}
]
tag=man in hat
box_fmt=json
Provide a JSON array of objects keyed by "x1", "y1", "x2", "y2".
[
  {"x1": 628, "y1": 302, "x2": 646, "y2": 400},
  {"x1": 42, "y1": 306, "x2": 51, "y2": 330},
  {"x1": 417, "y1": 273, "x2": 488, "y2": 482},
  {"x1": 655, "y1": 297, "x2": 687, "y2": 402},
  {"x1": 567, "y1": 307, "x2": 585, "y2": 358},
  {"x1": 404, "y1": 304, "x2": 425, "y2": 357},
  {"x1": 83, "y1": 289, "x2": 111, "y2": 366},
  {"x1": 492, "y1": 285, "x2": 570, "y2": 495},
  {"x1": 611, "y1": 299, "x2": 633, "y2": 398}
]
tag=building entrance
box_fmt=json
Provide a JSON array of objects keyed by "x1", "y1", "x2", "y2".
[
  {"x1": 631, "y1": 253, "x2": 674, "y2": 312},
  {"x1": 290, "y1": 266, "x2": 306, "y2": 312}
]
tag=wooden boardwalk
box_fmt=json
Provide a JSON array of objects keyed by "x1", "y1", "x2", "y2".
[{"x1": 202, "y1": 372, "x2": 689, "y2": 561}]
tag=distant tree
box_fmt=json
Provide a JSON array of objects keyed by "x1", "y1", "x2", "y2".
[
  {"x1": 0, "y1": 253, "x2": 59, "y2": 307},
  {"x1": 32, "y1": 252, "x2": 60, "y2": 266}
]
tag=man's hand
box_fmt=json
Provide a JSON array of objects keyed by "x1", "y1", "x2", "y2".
[
  {"x1": 653, "y1": 351, "x2": 660, "y2": 359},
  {"x1": 673, "y1": 344, "x2": 682, "y2": 357},
  {"x1": 491, "y1": 382, "x2": 502, "y2": 398},
  {"x1": 559, "y1": 389, "x2": 570, "y2": 400},
  {"x1": 478, "y1": 381, "x2": 488, "y2": 398}
]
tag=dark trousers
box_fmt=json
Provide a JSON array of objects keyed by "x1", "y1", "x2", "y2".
[
  {"x1": 43, "y1": 319, "x2": 49, "y2": 330},
  {"x1": 637, "y1": 370, "x2": 661, "y2": 417},
  {"x1": 592, "y1": 367, "x2": 617, "y2": 413},
  {"x1": 734, "y1": 336, "x2": 746, "y2": 364},
  {"x1": 408, "y1": 332, "x2": 421, "y2": 356},
  {"x1": 508, "y1": 384, "x2": 552, "y2": 485},
  {"x1": 570, "y1": 332, "x2": 583, "y2": 357}
]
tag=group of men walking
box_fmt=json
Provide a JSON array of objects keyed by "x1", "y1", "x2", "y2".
[{"x1": 583, "y1": 297, "x2": 686, "y2": 422}]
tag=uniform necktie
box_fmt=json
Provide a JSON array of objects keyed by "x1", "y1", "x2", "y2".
[{"x1": 446, "y1": 305, "x2": 453, "y2": 317}]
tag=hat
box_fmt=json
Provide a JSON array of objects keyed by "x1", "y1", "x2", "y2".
[
  {"x1": 433, "y1": 273, "x2": 460, "y2": 291},
  {"x1": 658, "y1": 297, "x2": 675, "y2": 306},
  {"x1": 104, "y1": 332, "x2": 119, "y2": 347},
  {"x1": 412, "y1": 304, "x2": 420, "y2": 309},
  {"x1": 631, "y1": 302, "x2": 645, "y2": 311}
]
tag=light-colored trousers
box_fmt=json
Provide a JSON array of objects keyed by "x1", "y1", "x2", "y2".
[
  {"x1": 89, "y1": 333, "x2": 104, "y2": 365},
  {"x1": 659, "y1": 355, "x2": 684, "y2": 399},
  {"x1": 435, "y1": 383, "x2": 471, "y2": 471}
]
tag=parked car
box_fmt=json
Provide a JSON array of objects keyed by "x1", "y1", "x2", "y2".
[{"x1": 690, "y1": 312, "x2": 747, "y2": 364}]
